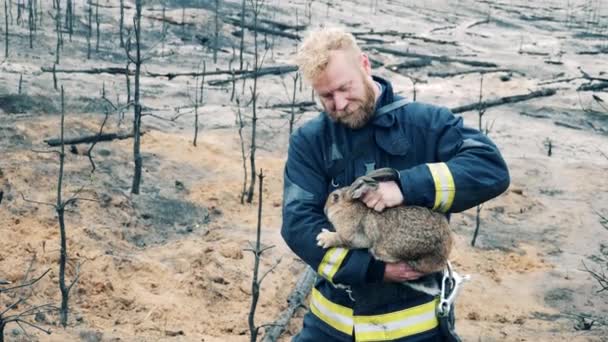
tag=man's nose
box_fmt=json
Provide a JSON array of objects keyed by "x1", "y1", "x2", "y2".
[{"x1": 333, "y1": 94, "x2": 348, "y2": 112}]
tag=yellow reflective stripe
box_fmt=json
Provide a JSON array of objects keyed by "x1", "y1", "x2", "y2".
[
  {"x1": 354, "y1": 298, "x2": 439, "y2": 342},
  {"x1": 310, "y1": 288, "x2": 353, "y2": 336},
  {"x1": 317, "y1": 247, "x2": 348, "y2": 282},
  {"x1": 427, "y1": 162, "x2": 455, "y2": 213}
]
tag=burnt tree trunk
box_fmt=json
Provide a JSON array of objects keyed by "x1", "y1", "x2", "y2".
[
  {"x1": 131, "y1": 0, "x2": 143, "y2": 194},
  {"x1": 213, "y1": 0, "x2": 220, "y2": 63},
  {"x1": 119, "y1": 0, "x2": 124, "y2": 47},
  {"x1": 95, "y1": 0, "x2": 99, "y2": 52},
  {"x1": 4, "y1": 0, "x2": 8, "y2": 58},
  {"x1": 54, "y1": 0, "x2": 61, "y2": 64},
  {"x1": 289, "y1": 73, "x2": 299, "y2": 135},
  {"x1": 239, "y1": 0, "x2": 245, "y2": 70},
  {"x1": 86, "y1": 0, "x2": 91, "y2": 59},
  {"x1": 57, "y1": 86, "x2": 69, "y2": 327},
  {"x1": 27, "y1": 0, "x2": 33, "y2": 48},
  {"x1": 246, "y1": 0, "x2": 261, "y2": 204}
]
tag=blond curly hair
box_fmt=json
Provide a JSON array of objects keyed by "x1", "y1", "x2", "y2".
[{"x1": 294, "y1": 28, "x2": 361, "y2": 82}]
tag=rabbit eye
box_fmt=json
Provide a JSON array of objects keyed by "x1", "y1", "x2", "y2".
[{"x1": 332, "y1": 193, "x2": 340, "y2": 202}]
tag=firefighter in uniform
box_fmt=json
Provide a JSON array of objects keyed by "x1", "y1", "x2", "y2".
[{"x1": 281, "y1": 28, "x2": 510, "y2": 342}]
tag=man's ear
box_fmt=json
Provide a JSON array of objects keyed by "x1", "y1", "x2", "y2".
[{"x1": 360, "y1": 53, "x2": 372, "y2": 75}]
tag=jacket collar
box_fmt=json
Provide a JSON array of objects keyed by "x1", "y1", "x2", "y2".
[{"x1": 371, "y1": 76, "x2": 402, "y2": 128}]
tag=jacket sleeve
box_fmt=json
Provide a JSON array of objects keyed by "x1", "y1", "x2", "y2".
[
  {"x1": 281, "y1": 131, "x2": 386, "y2": 286},
  {"x1": 398, "y1": 106, "x2": 510, "y2": 213}
]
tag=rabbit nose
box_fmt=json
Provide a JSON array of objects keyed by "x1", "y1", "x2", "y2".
[{"x1": 323, "y1": 206, "x2": 328, "y2": 216}]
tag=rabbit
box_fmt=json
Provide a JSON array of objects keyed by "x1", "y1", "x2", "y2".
[{"x1": 317, "y1": 168, "x2": 453, "y2": 295}]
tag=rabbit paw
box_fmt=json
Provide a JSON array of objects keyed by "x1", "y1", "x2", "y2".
[{"x1": 317, "y1": 229, "x2": 340, "y2": 249}]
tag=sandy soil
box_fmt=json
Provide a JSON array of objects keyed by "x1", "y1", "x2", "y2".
[{"x1": 1, "y1": 0, "x2": 608, "y2": 341}]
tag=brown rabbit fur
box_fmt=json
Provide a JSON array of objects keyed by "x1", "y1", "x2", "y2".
[{"x1": 317, "y1": 169, "x2": 453, "y2": 275}]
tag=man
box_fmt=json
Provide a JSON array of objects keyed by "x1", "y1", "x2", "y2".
[{"x1": 281, "y1": 28, "x2": 510, "y2": 342}]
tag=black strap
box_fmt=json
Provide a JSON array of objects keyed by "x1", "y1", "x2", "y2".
[
  {"x1": 376, "y1": 98, "x2": 409, "y2": 116},
  {"x1": 438, "y1": 305, "x2": 462, "y2": 342},
  {"x1": 327, "y1": 98, "x2": 410, "y2": 178}
]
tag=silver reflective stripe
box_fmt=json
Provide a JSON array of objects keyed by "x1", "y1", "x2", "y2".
[
  {"x1": 460, "y1": 138, "x2": 488, "y2": 150},
  {"x1": 318, "y1": 247, "x2": 348, "y2": 282},
  {"x1": 310, "y1": 288, "x2": 354, "y2": 336},
  {"x1": 355, "y1": 310, "x2": 436, "y2": 333},
  {"x1": 427, "y1": 163, "x2": 455, "y2": 213},
  {"x1": 311, "y1": 296, "x2": 354, "y2": 328},
  {"x1": 283, "y1": 175, "x2": 315, "y2": 206}
]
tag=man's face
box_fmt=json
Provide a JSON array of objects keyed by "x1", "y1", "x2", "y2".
[{"x1": 312, "y1": 50, "x2": 377, "y2": 129}]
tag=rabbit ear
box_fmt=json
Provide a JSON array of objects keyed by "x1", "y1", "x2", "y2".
[
  {"x1": 365, "y1": 168, "x2": 400, "y2": 182},
  {"x1": 347, "y1": 176, "x2": 378, "y2": 200}
]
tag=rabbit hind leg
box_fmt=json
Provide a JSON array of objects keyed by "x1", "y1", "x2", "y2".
[
  {"x1": 408, "y1": 253, "x2": 447, "y2": 274},
  {"x1": 370, "y1": 245, "x2": 400, "y2": 263}
]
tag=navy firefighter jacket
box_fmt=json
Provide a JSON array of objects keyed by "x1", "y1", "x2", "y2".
[{"x1": 281, "y1": 76, "x2": 510, "y2": 341}]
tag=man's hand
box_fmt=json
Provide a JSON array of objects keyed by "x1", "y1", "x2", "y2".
[
  {"x1": 361, "y1": 181, "x2": 404, "y2": 212},
  {"x1": 384, "y1": 262, "x2": 423, "y2": 282}
]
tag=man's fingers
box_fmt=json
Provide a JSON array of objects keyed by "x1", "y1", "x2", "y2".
[
  {"x1": 373, "y1": 202, "x2": 385, "y2": 212},
  {"x1": 366, "y1": 196, "x2": 380, "y2": 209},
  {"x1": 396, "y1": 263, "x2": 423, "y2": 280}
]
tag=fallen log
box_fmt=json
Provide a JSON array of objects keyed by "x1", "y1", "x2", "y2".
[
  {"x1": 146, "y1": 66, "x2": 263, "y2": 80},
  {"x1": 208, "y1": 65, "x2": 298, "y2": 86},
  {"x1": 261, "y1": 267, "x2": 316, "y2": 342},
  {"x1": 519, "y1": 111, "x2": 550, "y2": 119},
  {"x1": 387, "y1": 59, "x2": 432, "y2": 71},
  {"x1": 41, "y1": 65, "x2": 299, "y2": 81},
  {"x1": 144, "y1": 14, "x2": 192, "y2": 26},
  {"x1": 466, "y1": 18, "x2": 490, "y2": 29},
  {"x1": 554, "y1": 121, "x2": 583, "y2": 130},
  {"x1": 41, "y1": 66, "x2": 132, "y2": 75},
  {"x1": 44, "y1": 132, "x2": 143, "y2": 146},
  {"x1": 224, "y1": 17, "x2": 301, "y2": 40},
  {"x1": 371, "y1": 46, "x2": 498, "y2": 68},
  {"x1": 260, "y1": 18, "x2": 307, "y2": 31},
  {"x1": 578, "y1": 82, "x2": 608, "y2": 92},
  {"x1": 451, "y1": 88, "x2": 557, "y2": 114},
  {"x1": 353, "y1": 30, "x2": 458, "y2": 46},
  {"x1": 428, "y1": 68, "x2": 522, "y2": 78},
  {"x1": 518, "y1": 50, "x2": 550, "y2": 56},
  {"x1": 270, "y1": 101, "x2": 317, "y2": 109}
]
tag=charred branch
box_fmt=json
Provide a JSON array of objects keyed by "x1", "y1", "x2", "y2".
[
  {"x1": 371, "y1": 46, "x2": 498, "y2": 68},
  {"x1": 224, "y1": 16, "x2": 301, "y2": 40},
  {"x1": 44, "y1": 132, "x2": 143, "y2": 146},
  {"x1": 261, "y1": 267, "x2": 315, "y2": 342},
  {"x1": 353, "y1": 30, "x2": 458, "y2": 46},
  {"x1": 451, "y1": 88, "x2": 556, "y2": 114},
  {"x1": 428, "y1": 68, "x2": 523, "y2": 78},
  {"x1": 209, "y1": 65, "x2": 298, "y2": 86}
]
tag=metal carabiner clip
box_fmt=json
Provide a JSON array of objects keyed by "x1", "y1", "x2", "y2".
[{"x1": 437, "y1": 261, "x2": 470, "y2": 318}]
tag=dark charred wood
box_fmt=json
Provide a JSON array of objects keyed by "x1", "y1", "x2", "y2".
[
  {"x1": 519, "y1": 111, "x2": 550, "y2": 119},
  {"x1": 371, "y1": 46, "x2": 498, "y2": 68},
  {"x1": 260, "y1": 18, "x2": 307, "y2": 31},
  {"x1": 144, "y1": 14, "x2": 192, "y2": 26},
  {"x1": 353, "y1": 30, "x2": 458, "y2": 46},
  {"x1": 261, "y1": 267, "x2": 316, "y2": 342},
  {"x1": 387, "y1": 59, "x2": 432, "y2": 71},
  {"x1": 208, "y1": 65, "x2": 298, "y2": 86},
  {"x1": 270, "y1": 101, "x2": 317, "y2": 109},
  {"x1": 224, "y1": 16, "x2": 301, "y2": 40},
  {"x1": 428, "y1": 68, "x2": 521, "y2": 78},
  {"x1": 44, "y1": 132, "x2": 143, "y2": 146},
  {"x1": 451, "y1": 88, "x2": 557, "y2": 114},
  {"x1": 41, "y1": 66, "x2": 132, "y2": 75},
  {"x1": 578, "y1": 82, "x2": 608, "y2": 92}
]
